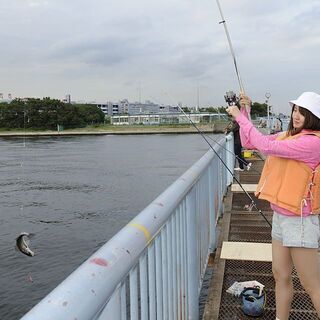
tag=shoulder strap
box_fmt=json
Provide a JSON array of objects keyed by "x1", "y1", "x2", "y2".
[
  {"x1": 310, "y1": 131, "x2": 320, "y2": 138},
  {"x1": 278, "y1": 130, "x2": 320, "y2": 141}
]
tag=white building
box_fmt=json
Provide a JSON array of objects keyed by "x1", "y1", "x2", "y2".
[
  {"x1": 95, "y1": 100, "x2": 180, "y2": 117},
  {"x1": 111, "y1": 113, "x2": 222, "y2": 125}
]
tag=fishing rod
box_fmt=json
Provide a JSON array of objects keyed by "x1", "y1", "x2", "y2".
[
  {"x1": 216, "y1": 0, "x2": 244, "y2": 94},
  {"x1": 215, "y1": 0, "x2": 252, "y2": 120},
  {"x1": 177, "y1": 105, "x2": 272, "y2": 228}
]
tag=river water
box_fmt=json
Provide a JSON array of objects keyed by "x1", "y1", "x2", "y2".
[{"x1": 0, "y1": 133, "x2": 223, "y2": 319}]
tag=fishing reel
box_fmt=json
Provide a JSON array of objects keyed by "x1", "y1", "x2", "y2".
[{"x1": 224, "y1": 90, "x2": 239, "y2": 106}]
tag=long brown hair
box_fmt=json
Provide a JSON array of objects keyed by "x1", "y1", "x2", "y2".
[{"x1": 287, "y1": 105, "x2": 320, "y2": 136}]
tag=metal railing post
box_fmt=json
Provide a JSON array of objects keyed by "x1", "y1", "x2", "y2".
[
  {"x1": 96, "y1": 286, "x2": 121, "y2": 320},
  {"x1": 226, "y1": 134, "x2": 234, "y2": 185},
  {"x1": 208, "y1": 165, "x2": 216, "y2": 251},
  {"x1": 186, "y1": 188, "x2": 199, "y2": 320}
]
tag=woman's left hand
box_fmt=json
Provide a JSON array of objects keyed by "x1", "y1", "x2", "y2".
[{"x1": 226, "y1": 105, "x2": 241, "y2": 118}]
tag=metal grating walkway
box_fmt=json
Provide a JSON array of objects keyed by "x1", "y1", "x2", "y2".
[{"x1": 202, "y1": 158, "x2": 318, "y2": 319}]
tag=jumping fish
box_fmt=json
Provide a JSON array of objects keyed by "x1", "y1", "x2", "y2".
[{"x1": 16, "y1": 232, "x2": 35, "y2": 257}]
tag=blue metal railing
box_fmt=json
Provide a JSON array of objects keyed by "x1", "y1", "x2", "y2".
[{"x1": 21, "y1": 135, "x2": 234, "y2": 320}]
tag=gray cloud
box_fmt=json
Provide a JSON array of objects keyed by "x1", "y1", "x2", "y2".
[{"x1": 0, "y1": 0, "x2": 319, "y2": 111}]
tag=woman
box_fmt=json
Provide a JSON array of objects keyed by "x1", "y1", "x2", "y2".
[{"x1": 226, "y1": 91, "x2": 320, "y2": 320}]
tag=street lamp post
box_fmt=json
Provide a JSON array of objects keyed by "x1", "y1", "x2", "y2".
[{"x1": 265, "y1": 92, "x2": 271, "y2": 133}]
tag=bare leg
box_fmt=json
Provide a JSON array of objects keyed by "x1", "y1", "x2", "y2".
[
  {"x1": 291, "y1": 247, "x2": 320, "y2": 317},
  {"x1": 272, "y1": 239, "x2": 293, "y2": 320}
]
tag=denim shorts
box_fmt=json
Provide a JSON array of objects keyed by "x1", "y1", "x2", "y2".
[{"x1": 271, "y1": 211, "x2": 320, "y2": 248}]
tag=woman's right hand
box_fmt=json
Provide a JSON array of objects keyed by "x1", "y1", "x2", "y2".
[
  {"x1": 239, "y1": 93, "x2": 252, "y2": 108},
  {"x1": 226, "y1": 105, "x2": 241, "y2": 118}
]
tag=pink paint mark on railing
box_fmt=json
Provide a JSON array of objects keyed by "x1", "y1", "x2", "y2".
[
  {"x1": 153, "y1": 202, "x2": 164, "y2": 207},
  {"x1": 90, "y1": 258, "x2": 108, "y2": 267}
]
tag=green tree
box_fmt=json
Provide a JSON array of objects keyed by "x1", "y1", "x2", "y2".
[
  {"x1": 77, "y1": 104, "x2": 105, "y2": 125},
  {"x1": 0, "y1": 98, "x2": 105, "y2": 129},
  {"x1": 0, "y1": 99, "x2": 25, "y2": 128},
  {"x1": 251, "y1": 102, "x2": 268, "y2": 117}
]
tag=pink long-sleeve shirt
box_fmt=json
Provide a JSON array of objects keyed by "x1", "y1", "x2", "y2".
[{"x1": 235, "y1": 113, "x2": 320, "y2": 216}]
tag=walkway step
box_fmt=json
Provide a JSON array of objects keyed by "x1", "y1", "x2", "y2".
[
  {"x1": 221, "y1": 241, "x2": 272, "y2": 262},
  {"x1": 231, "y1": 183, "x2": 257, "y2": 192},
  {"x1": 232, "y1": 193, "x2": 271, "y2": 211}
]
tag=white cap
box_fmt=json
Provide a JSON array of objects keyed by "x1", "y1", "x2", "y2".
[{"x1": 289, "y1": 92, "x2": 320, "y2": 119}]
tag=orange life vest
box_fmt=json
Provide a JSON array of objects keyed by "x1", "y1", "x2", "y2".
[{"x1": 255, "y1": 131, "x2": 320, "y2": 216}]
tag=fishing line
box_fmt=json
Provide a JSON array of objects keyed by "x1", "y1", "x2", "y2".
[
  {"x1": 150, "y1": 90, "x2": 260, "y2": 173},
  {"x1": 162, "y1": 91, "x2": 261, "y2": 173},
  {"x1": 204, "y1": 133, "x2": 261, "y2": 175},
  {"x1": 120, "y1": 89, "x2": 270, "y2": 226},
  {"x1": 177, "y1": 105, "x2": 272, "y2": 228},
  {"x1": 19, "y1": 105, "x2": 27, "y2": 211}
]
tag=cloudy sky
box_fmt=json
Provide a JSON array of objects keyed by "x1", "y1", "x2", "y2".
[{"x1": 0, "y1": 0, "x2": 319, "y2": 113}]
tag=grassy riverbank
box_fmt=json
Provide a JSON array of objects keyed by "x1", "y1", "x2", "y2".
[{"x1": 0, "y1": 122, "x2": 228, "y2": 136}]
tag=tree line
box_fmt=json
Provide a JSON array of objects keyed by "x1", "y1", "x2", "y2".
[
  {"x1": 0, "y1": 98, "x2": 270, "y2": 130},
  {"x1": 0, "y1": 98, "x2": 105, "y2": 130}
]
